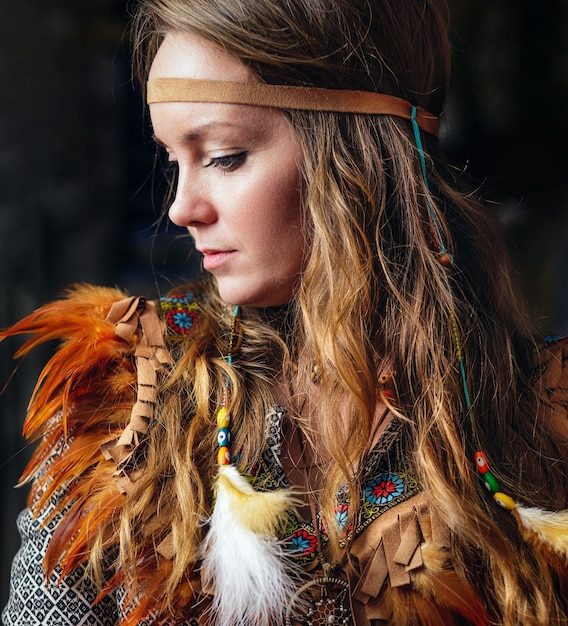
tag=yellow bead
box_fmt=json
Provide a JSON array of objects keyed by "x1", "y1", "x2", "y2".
[
  {"x1": 493, "y1": 492, "x2": 516, "y2": 511},
  {"x1": 217, "y1": 446, "x2": 230, "y2": 465},
  {"x1": 216, "y1": 407, "x2": 230, "y2": 428}
]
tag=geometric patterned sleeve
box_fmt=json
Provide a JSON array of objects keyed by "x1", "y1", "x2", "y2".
[
  {"x1": 1, "y1": 424, "x2": 120, "y2": 626},
  {"x1": 1, "y1": 503, "x2": 119, "y2": 626}
]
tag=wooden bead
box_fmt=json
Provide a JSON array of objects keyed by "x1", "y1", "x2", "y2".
[
  {"x1": 438, "y1": 253, "x2": 453, "y2": 267},
  {"x1": 474, "y1": 451, "x2": 489, "y2": 474},
  {"x1": 493, "y1": 492, "x2": 516, "y2": 511},
  {"x1": 216, "y1": 407, "x2": 230, "y2": 428},
  {"x1": 217, "y1": 446, "x2": 231, "y2": 465}
]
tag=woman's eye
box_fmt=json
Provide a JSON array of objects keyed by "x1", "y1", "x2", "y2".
[{"x1": 204, "y1": 151, "x2": 248, "y2": 172}]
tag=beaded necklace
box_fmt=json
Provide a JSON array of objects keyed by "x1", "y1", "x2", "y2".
[{"x1": 215, "y1": 306, "x2": 238, "y2": 467}]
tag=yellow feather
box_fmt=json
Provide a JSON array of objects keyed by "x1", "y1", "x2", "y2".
[{"x1": 215, "y1": 465, "x2": 297, "y2": 535}]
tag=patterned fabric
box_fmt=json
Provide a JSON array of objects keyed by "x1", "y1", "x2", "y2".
[
  {"x1": 249, "y1": 409, "x2": 419, "y2": 567},
  {"x1": 2, "y1": 427, "x2": 117, "y2": 626},
  {"x1": 2, "y1": 496, "x2": 203, "y2": 626},
  {"x1": 2, "y1": 507, "x2": 117, "y2": 626}
]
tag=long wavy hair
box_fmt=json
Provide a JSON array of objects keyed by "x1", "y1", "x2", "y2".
[{"x1": 105, "y1": 0, "x2": 568, "y2": 622}]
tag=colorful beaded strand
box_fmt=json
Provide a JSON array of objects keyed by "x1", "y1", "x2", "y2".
[
  {"x1": 216, "y1": 306, "x2": 239, "y2": 467},
  {"x1": 410, "y1": 109, "x2": 516, "y2": 512}
]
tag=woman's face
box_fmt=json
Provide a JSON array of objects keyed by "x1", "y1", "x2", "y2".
[{"x1": 149, "y1": 32, "x2": 307, "y2": 307}]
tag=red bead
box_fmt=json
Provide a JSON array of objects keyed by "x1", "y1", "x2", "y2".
[{"x1": 474, "y1": 451, "x2": 489, "y2": 474}]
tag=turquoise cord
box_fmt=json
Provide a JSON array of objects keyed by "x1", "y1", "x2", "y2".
[
  {"x1": 410, "y1": 106, "x2": 448, "y2": 257},
  {"x1": 410, "y1": 106, "x2": 473, "y2": 420}
]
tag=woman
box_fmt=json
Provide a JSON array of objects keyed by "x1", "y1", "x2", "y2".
[{"x1": 3, "y1": 0, "x2": 568, "y2": 624}]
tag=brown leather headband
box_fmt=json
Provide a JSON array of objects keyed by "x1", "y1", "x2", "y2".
[{"x1": 147, "y1": 78, "x2": 439, "y2": 137}]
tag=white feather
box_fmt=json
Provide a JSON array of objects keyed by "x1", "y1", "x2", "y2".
[
  {"x1": 200, "y1": 465, "x2": 301, "y2": 626},
  {"x1": 515, "y1": 505, "x2": 568, "y2": 558}
]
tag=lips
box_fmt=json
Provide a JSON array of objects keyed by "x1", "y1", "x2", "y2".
[{"x1": 200, "y1": 249, "x2": 236, "y2": 271}]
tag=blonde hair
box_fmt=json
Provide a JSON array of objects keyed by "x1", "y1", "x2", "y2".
[{"x1": 103, "y1": 0, "x2": 568, "y2": 622}]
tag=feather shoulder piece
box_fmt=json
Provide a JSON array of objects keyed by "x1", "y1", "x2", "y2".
[{"x1": 0, "y1": 284, "x2": 173, "y2": 579}]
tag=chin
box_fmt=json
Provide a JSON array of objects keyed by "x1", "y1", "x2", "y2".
[{"x1": 216, "y1": 282, "x2": 293, "y2": 308}]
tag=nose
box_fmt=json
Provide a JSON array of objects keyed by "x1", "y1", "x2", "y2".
[{"x1": 168, "y1": 173, "x2": 216, "y2": 228}]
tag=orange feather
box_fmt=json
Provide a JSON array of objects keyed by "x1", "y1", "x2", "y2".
[
  {"x1": 409, "y1": 567, "x2": 490, "y2": 626},
  {"x1": 1, "y1": 285, "x2": 138, "y2": 578},
  {"x1": 1, "y1": 285, "x2": 208, "y2": 624}
]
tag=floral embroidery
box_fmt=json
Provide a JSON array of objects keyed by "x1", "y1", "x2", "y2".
[
  {"x1": 365, "y1": 473, "x2": 405, "y2": 505},
  {"x1": 167, "y1": 309, "x2": 198, "y2": 333},
  {"x1": 288, "y1": 528, "x2": 318, "y2": 559},
  {"x1": 160, "y1": 293, "x2": 199, "y2": 335},
  {"x1": 281, "y1": 465, "x2": 416, "y2": 563},
  {"x1": 334, "y1": 503, "x2": 352, "y2": 533}
]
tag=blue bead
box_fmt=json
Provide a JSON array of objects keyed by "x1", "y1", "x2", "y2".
[{"x1": 217, "y1": 427, "x2": 230, "y2": 447}]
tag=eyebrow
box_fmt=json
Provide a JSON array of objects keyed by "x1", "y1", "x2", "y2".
[{"x1": 151, "y1": 120, "x2": 245, "y2": 148}]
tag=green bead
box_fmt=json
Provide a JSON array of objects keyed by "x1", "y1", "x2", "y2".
[{"x1": 483, "y1": 471, "x2": 500, "y2": 494}]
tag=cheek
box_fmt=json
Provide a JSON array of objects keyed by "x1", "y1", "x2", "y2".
[
  {"x1": 250, "y1": 183, "x2": 304, "y2": 259},
  {"x1": 258, "y1": 165, "x2": 303, "y2": 230}
]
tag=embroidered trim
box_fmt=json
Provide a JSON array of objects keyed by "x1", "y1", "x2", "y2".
[
  {"x1": 160, "y1": 292, "x2": 200, "y2": 335},
  {"x1": 248, "y1": 412, "x2": 420, "y2": 566}
]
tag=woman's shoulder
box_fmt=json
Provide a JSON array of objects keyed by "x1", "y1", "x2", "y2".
[
  {"x1": 0, "y1": 281, "x2": 215, "y2": 498},
  {"x1": 533, "y1": 335, "x2": 568, "y2": 387},
  {"x1": 1, "y1": 280, "x2": 214, "y2": 354},
  {"x1": 533, "y1": 335, "x2": 568, "y2": 439}
]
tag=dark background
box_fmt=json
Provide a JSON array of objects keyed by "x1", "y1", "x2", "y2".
[{"x1": 1, "y1": 0, "x2": 567, "y2": 609}]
